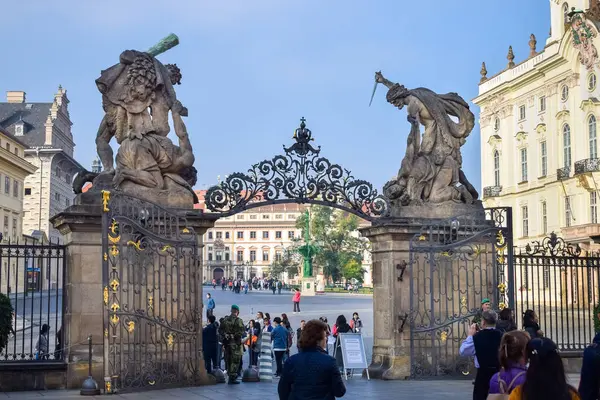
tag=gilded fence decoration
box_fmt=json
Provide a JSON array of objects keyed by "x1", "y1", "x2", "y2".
[
  {"x1": 101, "y1": 192, "x2": 201, "y2": 393},
  {"x1": 408, "y1": 207, "x2": 513, "y2": 378}
]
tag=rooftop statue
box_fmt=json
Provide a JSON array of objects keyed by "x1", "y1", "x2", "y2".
[{"x1": 372, "y1": 72, "x2": 479, "y2": 215}]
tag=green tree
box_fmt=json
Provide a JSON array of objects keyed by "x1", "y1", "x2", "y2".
[
  {"x1": 295, "y1": 206, "x2": 368, "y2": 283},
  {"x1": 341, "y1": 259, "x2": 366, "y2": 283},
  {"x1": 268, "y1": 245, "x2": 301, "y2": 279}
]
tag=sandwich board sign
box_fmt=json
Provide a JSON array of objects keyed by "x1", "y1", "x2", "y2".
[{"x1": 336, "y1": 333, "x2": 369, "y2": 380}]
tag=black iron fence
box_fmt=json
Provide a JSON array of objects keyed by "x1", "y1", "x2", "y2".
[
  {"x1": 0, "y1": 238, "x2": 66, "y2": 363},
  {"x1": 512, "y1": 233, "x2": 600, "y2": 352}
]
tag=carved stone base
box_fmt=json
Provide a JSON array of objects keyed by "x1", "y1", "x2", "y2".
[
  {"x1": 301, "y1": 278, "x2": 316, "y2": 296},
  {"x1": 387, "y1": 200, "x2": 485, "y2": 220}
]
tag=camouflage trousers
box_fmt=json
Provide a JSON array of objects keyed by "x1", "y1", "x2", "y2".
[{"x1": 223, "y1": 344, "x2": 243, "y2": 379}]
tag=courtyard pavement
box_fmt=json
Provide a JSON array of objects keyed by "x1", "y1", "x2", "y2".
[{"x1": 0, "y1": 290, "x2": 583, "y2": 398}]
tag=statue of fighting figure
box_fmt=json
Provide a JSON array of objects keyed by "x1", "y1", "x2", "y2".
[
  {"x1": 73, "y1": 34, "x2": 198, "y2": 208},
  {"x1": 373, "y1": 72, "x2": 479, "y2": 207}
]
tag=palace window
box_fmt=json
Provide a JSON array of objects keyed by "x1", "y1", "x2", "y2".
[
  {"x1": 288, "y1": 214, "x2": 296, "y2": 219},
  {"x1": 520, "y1": 148, "x2": 528, "y2": 182},
  {"x1": 288, "y1": 231, "x2": 295, "y2": 239},
  {"x1": 539, "y1": 96, "x2": 546, "y2": 112},
  {"x1": 563, "y1": 2, "x2": 570, "y2": 24},
  {"x1": 250, "y1": 250, "x2": 256, "y2": 262},
  {"x1": 208, "y1": 252, "x2": 213, "y2": 261},
  {"x1": 24, "y1": 188, "x2": 31, "y2": 196},
  {"x1": 561, "y1": 85, "x2": 569, "y2": 102},
  {"x1": 2, "y1": 216, "x2": 7, "y2": 239},
  {"x1": 540, "y1": 141, "x2": 547, "y2": 177},
  {"x1": 65, "y1": 198, "x2": 70, "y2": 207},
  {"x1": 275, "y1": 251, "x2": 282, "y2": 262},
  {"x1": 225, "y1": 251, "x2": 230, "y2": 261},
  {"x1": 543, "y1": 265, "x2": 551, "y2": 289},
  {"x1": 541, "y1": 201, "x2": 548, "y2": 234},
  {"x1": 237, "y1": 231, "x2": 243, "y2": 239},
  {"x1": 237, "y1": 215, "x2": 244, "y2": 220},
  {"x1": 11, "y1": 218, "x2": 16, "y2": 240},
  {"x1": 55, "y1": 192, "x2": 61, "y2": 202},
  {"x1": 216, "y1": 232, "x2": 222, "y2": 239},
  {"x1": 592, "y1": 192, "x2": 598, "y2": 224},
  {"x1": 565, "y1": 196, "x2": 572, "y2": 227},
  {"x1": 225, "y1": 232, "x2": 230, "y2": 239},
  {"x1": 521, "y1": 206, "x2": 529, "y2": 237},
  {"x1": 4, "y1": 176, "x2": 9, "y2": 194},
  {"x1": 250, "y1": 215, "x2": 257, "y2": 220},
  {"x1": 13, "y1": 180, "x2": 18, "y2": 198},
  {"x1": 563, "y1": 124, "x2": 572, "y2": 168},
  {"x1": 250, "y1": 231, "x2": 256, "y2": 239},
  {"x1": 590, "y1": 115, "x2": 597, "y2": 159},
  {"x1": 275, "y1": 214, "x2": 283, "y2": 219},
  {"x1": 208, "y1": 232, "x2": 213, "y2": 240},
  {"x1": 237, "y1": 250, "x2": 244, "y2": 262},
  {"x1": 262, "y1": 214, "x2": 270, "y2": 219},
  {"x1": 493, "y1": 151, "x2": 500, "y2": 186},
  {"x1": 276, "y1": 231, "x2": 282, "y2": 239},
  {"x1": 262, "y1": 231, "x2": 269, "y2": 239},
  {"x1": 216, "y1": 251, "x2": 222, "y2": 261},
  {"x1": 262, "y1": 250, "x2": 269, "y2": 262},
  {"x1": 519, "y1": 105, "x2": 526, "y2": 120},
  {"x1": 588, "y1": 73, "x2": 597, "y2": 91}
]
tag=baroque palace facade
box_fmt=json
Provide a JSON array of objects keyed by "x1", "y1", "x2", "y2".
[
  {"x1": 476, "y1": 1, "x2": 600, "y2": 250},
  {"x1": 194, "y1": 190, "x2": 373, "y2": 285}
]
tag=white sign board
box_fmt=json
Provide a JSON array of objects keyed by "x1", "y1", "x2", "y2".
[{"x1": 338, "y1": 333, "x2": 368, "y2": 376}]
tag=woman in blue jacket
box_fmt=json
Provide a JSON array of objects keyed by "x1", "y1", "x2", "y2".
[{"x1": 271, "y1": 317, "x2": 289, "y2": 377}]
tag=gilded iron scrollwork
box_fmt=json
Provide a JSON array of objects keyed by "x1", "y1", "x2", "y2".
[
  {"x1": 101, "y1": 192, "x2": 201, "y2": 392},
  {"x1": 204, "y1": 118, "x2": 389, "y2": 221}
]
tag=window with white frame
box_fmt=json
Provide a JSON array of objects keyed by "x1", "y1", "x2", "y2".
[
  {"x1": 539, "y1": 96, "x2": 546, "y2": 112},
  {"x1": 493, "y1": 150, "x2": 500, "y2": 186},
  {"x1": 590, "y1": 115, "x2": 597, "y2": 159},
  {"x1": 592, "y1": 192, "x2": 598, "y2": 224},
  {"x1": 250, "y1": 250, "x2": 256, "y2": 262},
  {"x1": 520, "y1": 148, "x2": 528, "y2": 182},
  {"x1": 237, "y1": 231, "x2": 243, "y2": 239},
  {"x1": 250, "y1": 231, "x2": 256, "y2": 239},
  {"x1": 522, "y1": 206, "x2": 529, "y2": 237},
  {"x1": 237, "y1": 250, "x2": 243, "y2": 262},
  {"x1": 588, "y1": 73, "x2": 597, "y2": 91},
  {"x1": 262, "y1": 250, "x2": 269, "y2": 262},
  {"x1": 542, "y1": 201, "x2": 548, "y2": 234},
  {"x1": 540, "y1": 141, "x2": 547, "y2": 177},
  {"x1": 565, "y1": 196, "x2": 572, "y2": 227},
  {"x1": 563, "y1": 124, "x2": 572, "y2": 168},
  {"x1": 543, "y1": 265, "x2": 550, "y2": 289},
  {"x1": 519, "y1": 105, "x2": 526, "y2": 120},
  {"x1": 288, "y1": 231, "x2": 295, "y2": 239}
]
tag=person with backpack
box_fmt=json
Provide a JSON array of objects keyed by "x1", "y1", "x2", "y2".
[
  {"x1": 579, "y1": 332, "x2": 600, "y2": 400},
  {"x1": 488, "y1": 330, "x2": 530, "y2": 398}
]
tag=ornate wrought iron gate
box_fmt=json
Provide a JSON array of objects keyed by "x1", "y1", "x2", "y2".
[
  {"x1": 101, "y1": 191, "x2": 201, "y2": 393},
  {"x1": 408, "y1": 208, "x2": 512, "y2": 378}
]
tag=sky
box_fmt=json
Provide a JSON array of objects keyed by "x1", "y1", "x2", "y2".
[{"x1": 1, "y1": 0, "x2": 550, "y2": 194}]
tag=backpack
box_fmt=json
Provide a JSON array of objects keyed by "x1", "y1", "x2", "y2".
[{"x1": 486, "y1": 371, "x2": 526, "y2": 400}]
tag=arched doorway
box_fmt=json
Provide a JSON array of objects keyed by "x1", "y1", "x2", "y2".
[{"x1": 213, "y1": 267, "x2": 224, "y2": 282}]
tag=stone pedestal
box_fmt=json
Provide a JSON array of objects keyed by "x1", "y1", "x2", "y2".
[
  {"x1": 359, "y1": 220, "x2": 423, "y2": 381},
  {"x1": 51, "y1": 204, "x2": 107, "y2": 389},
  {"x1": 301, "y1": 277, "x2": 316, "y2": 296},
  {"x1": 51, "y1": 202, "x2": 218, "y2": 390}
]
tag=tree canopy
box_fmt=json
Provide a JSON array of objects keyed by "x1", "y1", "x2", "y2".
[
  {"x1": 268, "y1": 245, "x2": 301, "y2": 279},
  {"x1": 295, "y1": 206, "x2": 369, "y2": 283}
]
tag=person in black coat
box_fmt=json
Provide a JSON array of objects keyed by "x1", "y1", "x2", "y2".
[
  {"x1": 459, "y1": 310, "x2": 503, "y2": 400},
  {"x1": 202, "y1": 315, "x2": 219, "y2": 373},
  {"x1": 579, "y1": 332, "x2": 600, "y2": 400},
  {"x1": 278, "y1": 319, "x2": 346, "y2": 400}
]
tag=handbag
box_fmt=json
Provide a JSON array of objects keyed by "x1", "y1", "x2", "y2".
[{"x1": 486, "y1": 371, "x2": 526, "y2": 400}]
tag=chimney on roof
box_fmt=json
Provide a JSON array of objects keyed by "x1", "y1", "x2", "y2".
[{"x1": 6, "y1": 91, "x2": 26, "y2": 103}]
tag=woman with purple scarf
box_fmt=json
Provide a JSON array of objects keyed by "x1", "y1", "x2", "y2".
[{"x1": 488, "y1": 331, "x2": 530, "y2": 396}]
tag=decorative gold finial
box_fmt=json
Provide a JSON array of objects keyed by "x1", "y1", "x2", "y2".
[
  {"x1": 529, "y1": 34, "x2": 537, "y2": 57},
  {"x1": 480, "y1": 62, "x2": 488, "y2": 83},
  {"x1": 101, "y1": 190, "x2": 110, "y2": 212},
  {"x1": 507, "y1": 46, "x2": 515, "y2": 68}
]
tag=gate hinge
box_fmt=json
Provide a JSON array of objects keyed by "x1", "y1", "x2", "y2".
[
  {"x1": 396, "y1": 260, "x2": 407, "y2": 281},
  {"x1": 397, "y1": 312, "x2": 409, "y2": 333}
]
